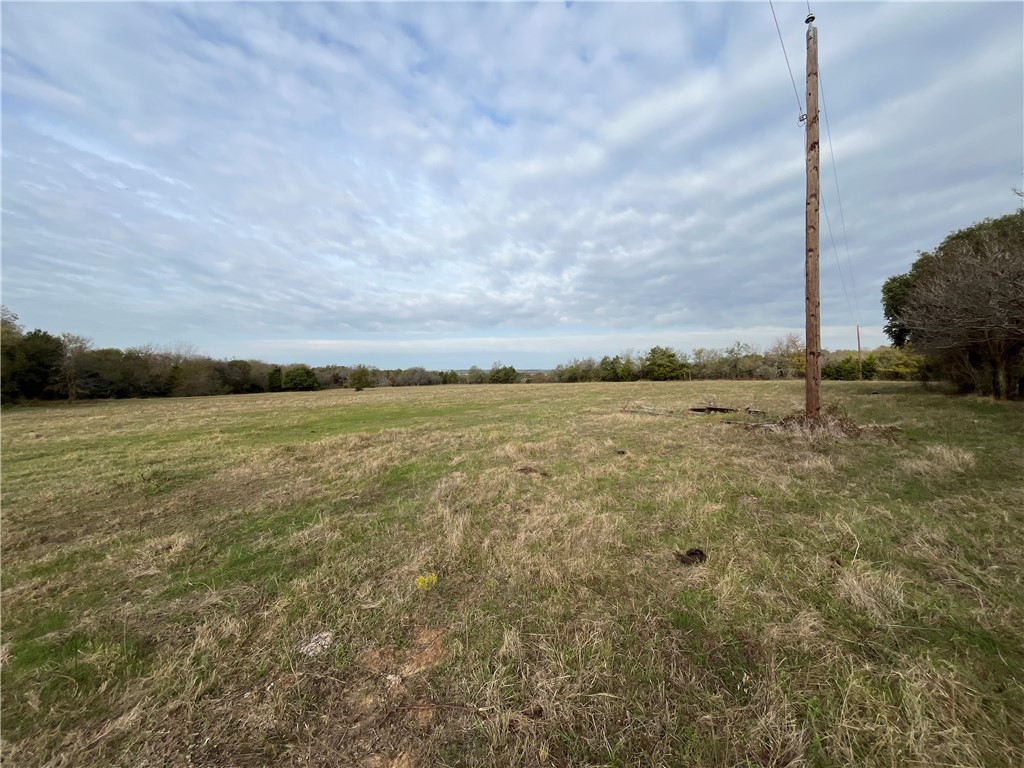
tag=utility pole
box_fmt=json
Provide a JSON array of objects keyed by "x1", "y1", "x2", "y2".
[
  {"x1": 856, "y1": 325, "x2": 863, "y2": 380},
  {"x1": 804, "y1": 13, "x2": 821, "y2": 419}
]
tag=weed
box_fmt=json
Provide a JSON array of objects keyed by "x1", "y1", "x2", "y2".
[{"x1": 415, "y1": 573, "x2": 438, "y2": 592}]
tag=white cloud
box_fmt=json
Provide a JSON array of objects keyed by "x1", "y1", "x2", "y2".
[{"x1": 2, "y1": 2, "x2": 1021, "y2": 367}]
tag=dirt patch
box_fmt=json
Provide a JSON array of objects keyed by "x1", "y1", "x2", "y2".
[
  {"x1": 359, "y1": 645, "x2": 401, "y2": 675},
  {"x1": 514, "y1": 465, "x2": 550, "y2": 477},
  {"x1": 351, "y1": 626, "x2": 445, "y2": 707},
  {"x1": 401, "y1": 627, "x2": 445, "y2": 676},
  {"x1": 411, "y1": 701, "x2": 435, "y2": 726}
]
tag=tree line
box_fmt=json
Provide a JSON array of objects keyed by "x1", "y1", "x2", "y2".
[
  {"x1": 1, "y1": 308, "x2": 924, "y2": 406},
  {"x1": 0, "y1": 313, "x2": 531, "y2": 404},
  {"x1": 543, "y1": 338, "x2": 922, "y2": 384}
]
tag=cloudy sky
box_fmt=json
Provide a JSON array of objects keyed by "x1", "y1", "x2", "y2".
[{"x1": 2, "y1": 2, "x2": 1021, "y2": 368}]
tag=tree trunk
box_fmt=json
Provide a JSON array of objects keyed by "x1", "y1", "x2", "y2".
[{"x1": 995, "y1": 356, "x2": 1009, "y2": 401}]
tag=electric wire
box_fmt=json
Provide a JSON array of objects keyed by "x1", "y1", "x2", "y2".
[
  {"x1": 769, "y1": 0, "x2": 804, "y2": 118},
  {"x1": 822, "y1": 189, "x2": 855, "y2": 321},
  {"x1": 819, "y1": 71, "x2": 862, "y2": 323}
]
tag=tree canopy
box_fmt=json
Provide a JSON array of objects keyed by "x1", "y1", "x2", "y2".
[
  {"x1": 282, "y1": 365, "x2": 319, "y2": 391},
  {"x1": 881, "y1": 209, "x2": 1024, "y2": 398}
]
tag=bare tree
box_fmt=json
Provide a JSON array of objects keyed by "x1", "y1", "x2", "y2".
[
  {"x1": 901, "y1": 217, "x2": 1024, "y2": 399},
  {"x1": 57, "y1": 333, "x2": 92, "y2": 400}
]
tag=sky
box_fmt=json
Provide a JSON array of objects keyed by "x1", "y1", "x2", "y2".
[{"x1": 2, "y1": 1, "x2": 1022, "y2": 369}]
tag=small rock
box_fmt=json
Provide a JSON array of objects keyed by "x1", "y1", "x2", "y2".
[{"x1": 298, "y1": 630, "x2": 335, "y2": 657}]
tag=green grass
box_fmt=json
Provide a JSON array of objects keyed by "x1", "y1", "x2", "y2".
[{"x1": 2, "y1": 382, "x2": 1022, "y2": 767}]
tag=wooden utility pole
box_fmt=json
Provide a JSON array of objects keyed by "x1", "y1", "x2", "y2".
[
  {"x1": 856, "y1": 325, "x2": 863, "y2": 380},
  {"x1": 804, "y1": 15, "x2": 821, "y2": 419}
]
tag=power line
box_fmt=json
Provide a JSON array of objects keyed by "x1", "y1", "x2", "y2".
[
  {"x1": 769, "y1": 0, "x2": 803, "y2": 119},
  {"x1": 821, "y1": 191, "x2": 855, "y2": 321},
  {"x1": 819, "y1": 71, "x2": 861, "y2": 323}
]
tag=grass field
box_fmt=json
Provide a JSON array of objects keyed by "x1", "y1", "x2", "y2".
[{"x1": 2, "y1": 381, "x2": 1022, "y2": 767}]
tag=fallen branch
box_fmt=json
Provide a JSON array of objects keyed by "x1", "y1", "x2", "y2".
[
  {"x1": 621, "y1": 403, "x2": 677, "y2": 416},
  {"x1": 688, "y1": 405, "x2": 766, "y2": 414}
]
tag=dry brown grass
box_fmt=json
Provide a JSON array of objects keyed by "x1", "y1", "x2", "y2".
[
  {"x1": 2, "y1": 382, "x2": 1023, "y2": 767},
  {"x1": 903, "y1": 444, "x2": 977, "y2": 478}
]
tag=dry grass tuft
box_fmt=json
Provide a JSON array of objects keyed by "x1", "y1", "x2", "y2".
[
  {"x1": 836, "y1": 561, "x2": 908, "y2": 622},
  {"x1": 764, "y1": 610, "x2": 823, "y2": 651},
  {"x1": 897, "y1": 659, "x2": 987, "y2": 764},
  {"x1": 904, "y1": 444, "x2": 976, "y2": 477},
  {"x1": 764, "y1": 403, "x2": 903, "y2": 447},
  {"x1": 774, "y1": 402, "x2": 865, "y2": 439}
]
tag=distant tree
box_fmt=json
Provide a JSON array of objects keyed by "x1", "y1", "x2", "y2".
[
  {"x1": 397, "y1": 367, "x2": 440, "y2": 386},
  {"x1": 348, "y1": 365, "x2": 374, "y2": 392},
  {"x1": 267, "y1": 365, "x2": 283, "y2": 392},
  {"x1": 79, "y1": 348, "x2": 128, "y2": 398},
  {"x1": 616, "y1": 351, "x2": 641, "y2": 381},
  {"x1": 171, "y1": 358, "x2": 220, "y2": 397},
  {"x1": 1, "y1": 307, "x2": 21, "y2": 348},
  {"x1": 55, "y1": 333, "x2": 93, "y2": 400},
  {"x1": 165, "y1": 342, "x2": 202, "y2": 367},
  {"x1": 282, "y1": 364, "x2": 319, "y2": 391},
  {"x1": 593, "y1": 354, "x2": 640, "y2": 382},
  {"x1": 9, "y1": 329, "x2": 65, "y2": 399},
  {"x1": 217, "y1": 359, "x2": 254, "y2": 394},
  {"x1": 1, "y1": 307, "x2": 25, "y2": 403},
  {"x1": 244, "y1": 360, "x2": 270, "y2": 393},
  {"x1": 552, "y1": 362, "x2": 577, "y2": 383},
  {"x1": 644, "y1": 346, "x2": 688, "y2": 381},
  {"x1": 870, "y1": 346, "x2": 924, "y2": 381},
  {"x1": 764, "y1": 334, "x2": 805, "y2": 379},
  {"x1": 553, "y1": 357, "x2": 598, "y2": 383},
  {"x1": 313, "y1": 366, "x2": 347, "y2": 389},
  {"x1": 488, "y1": 362, "x2": 519, "y2": 384},
  {"x1": 721, "y1": 342, "x2": 759, "y2": 379},
  {"x1": 690, "y1": 347, "x2": 722, "y2": 379},
  {"x1": 1, "y1": 306, "x2": 19, "y2": 333},
  {"x1": 822, "y1": 353, "x2": 872, "y2": 381},
  {"x1": 598, "y1": 355, "x2": 621, "y2": 382},
  {"x1": 466, "y1": 366, "x2": 487, "y2": 384},
  {"x1": 122, "y1": 346, "x2": 174, "y2": 398}
]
